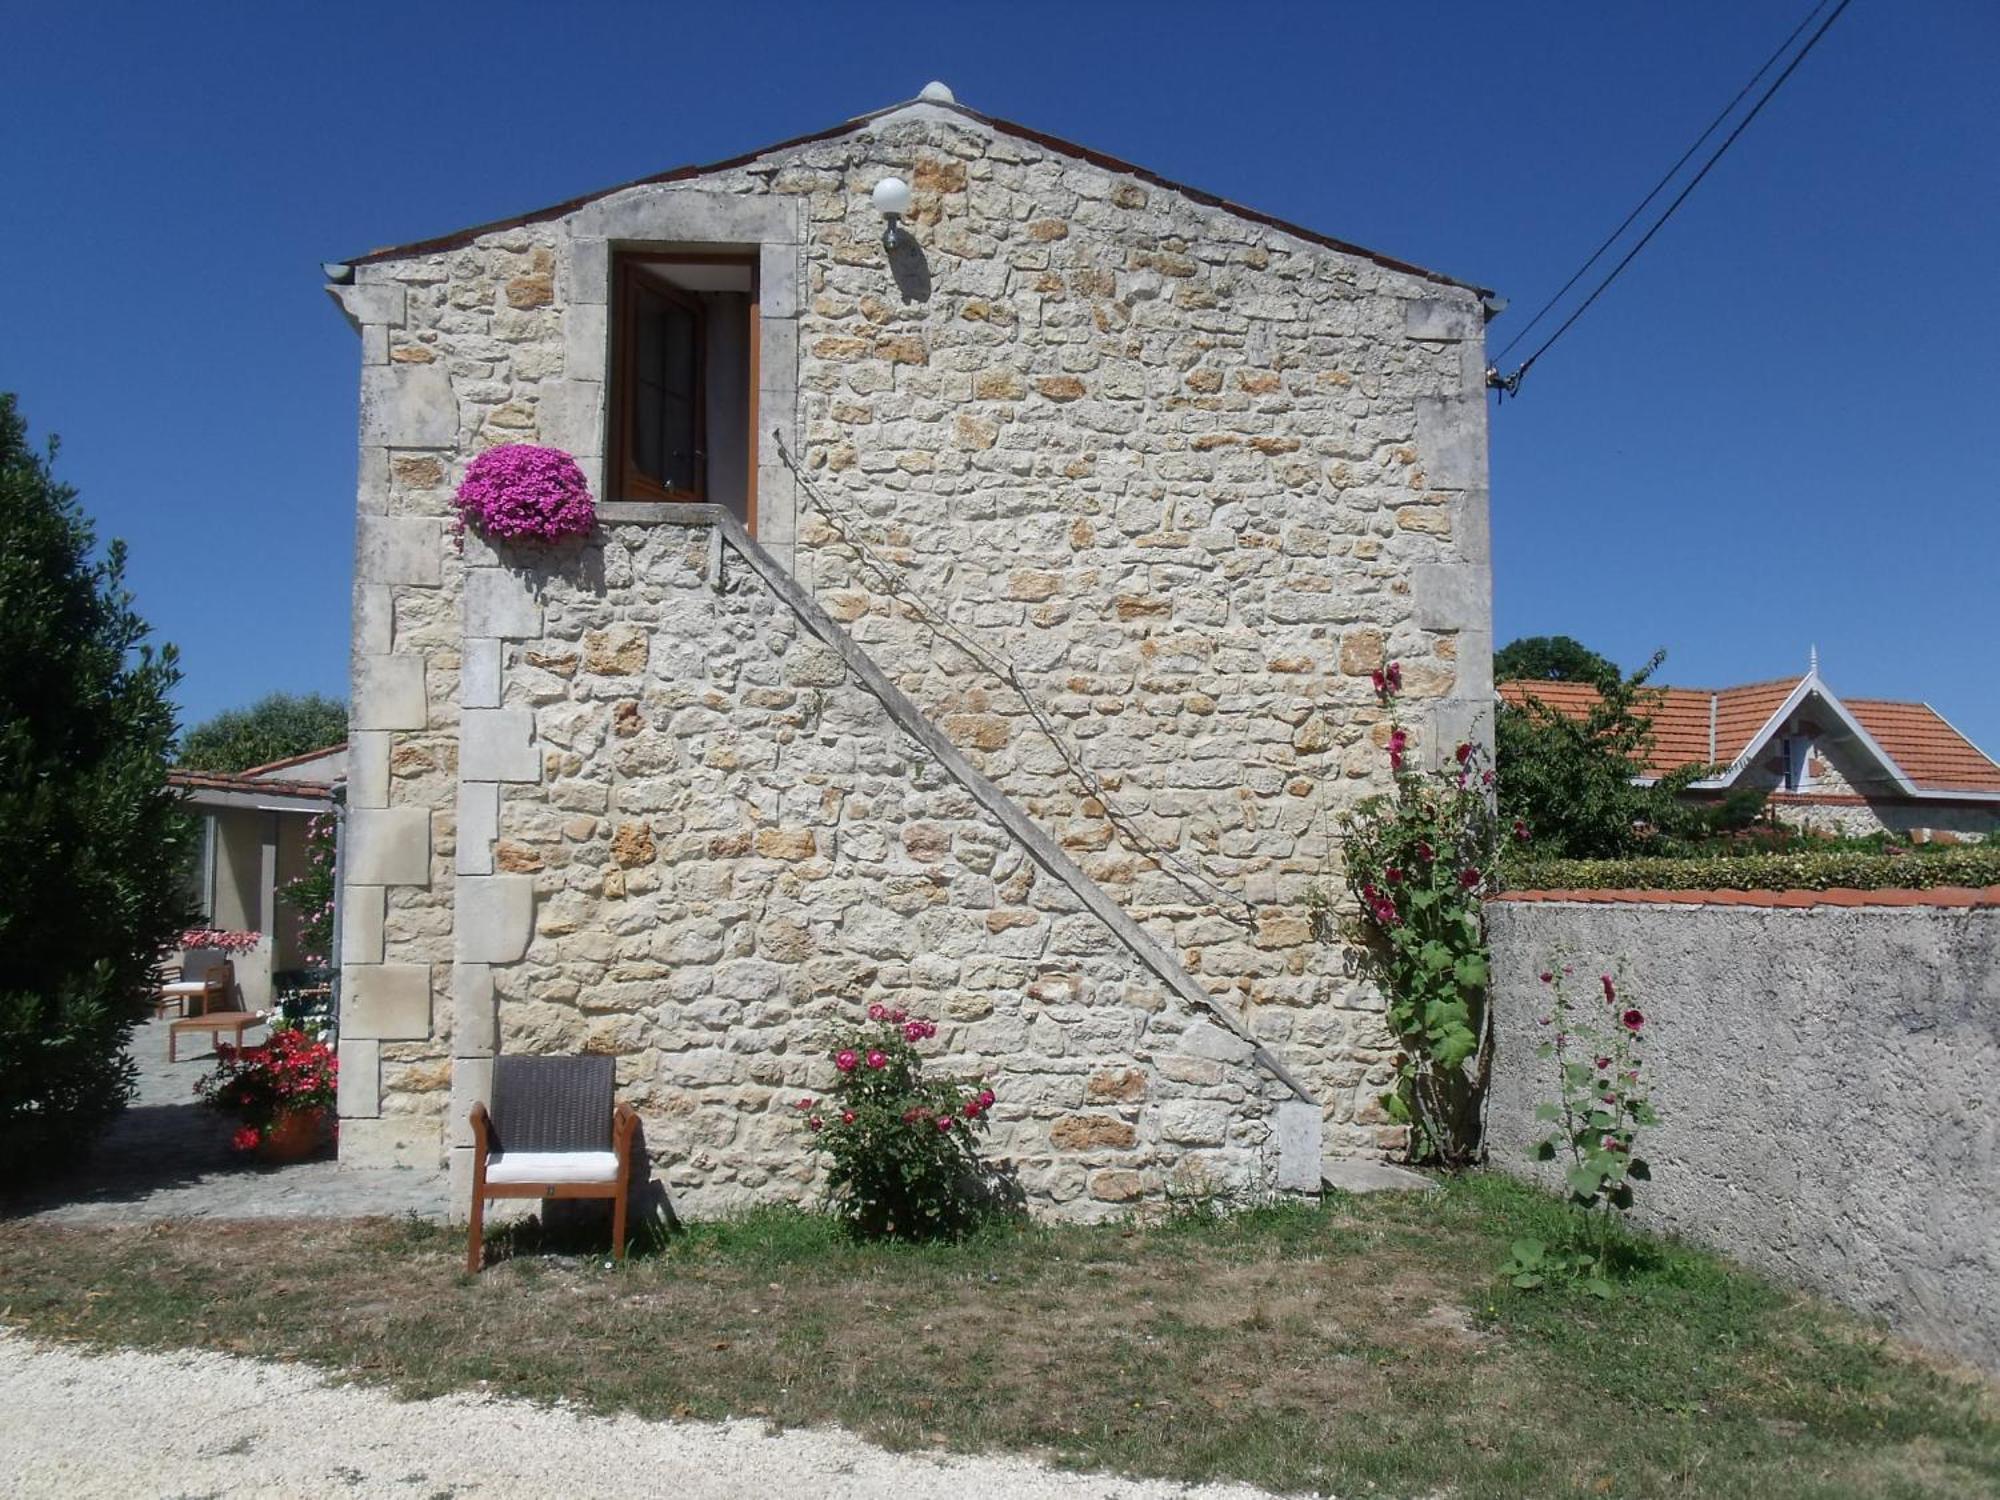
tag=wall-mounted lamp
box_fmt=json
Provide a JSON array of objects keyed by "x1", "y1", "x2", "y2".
[{"x1": 872, "y1": 176, "x2": 913, "y2": 251}]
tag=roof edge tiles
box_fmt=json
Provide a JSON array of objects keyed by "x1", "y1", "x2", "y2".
[{"x1": 333, "y1": 96, "x2": 1489, "y2": 296}]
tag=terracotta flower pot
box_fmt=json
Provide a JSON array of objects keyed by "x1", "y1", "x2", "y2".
[{"x1": 256, "y1": 1108, "x2": 329, "y2": 1164}]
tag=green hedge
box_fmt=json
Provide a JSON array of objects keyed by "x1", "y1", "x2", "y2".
[{"x1": 1500, "y1": 844, "x2": 2000, "y2": 894}]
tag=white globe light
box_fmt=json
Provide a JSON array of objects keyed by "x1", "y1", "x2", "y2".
[
  {"x1": 920, "y1": 80, "x2": 955, "y2": 103},
  {"x1": 872, "y1": 176, "x2": 913, "y2": 217}
]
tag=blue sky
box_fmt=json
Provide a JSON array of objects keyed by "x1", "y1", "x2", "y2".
[{"x1": 4, "y1": 2, "x2": 1996, "y2": 754}]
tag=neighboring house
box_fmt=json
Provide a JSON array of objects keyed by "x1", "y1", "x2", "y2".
[
  {"x1": 1499, "y1": 665, "x2": 2000, "y2": 840},
  {"x1": 171, "y1": 744, "x2": 346, "y2": 1009},
  {"x1": 325, "y1": 86, "x2": 1497, "y2": 1217}
]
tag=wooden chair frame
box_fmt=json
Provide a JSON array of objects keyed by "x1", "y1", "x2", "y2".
[{"x1": 466, "y1": 1099, "x2": 639, "y2": 1274}]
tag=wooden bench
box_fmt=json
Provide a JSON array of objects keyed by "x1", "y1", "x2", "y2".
[{"x1": 168, "y1": 1009, "x2": 264, "y2": 1062}]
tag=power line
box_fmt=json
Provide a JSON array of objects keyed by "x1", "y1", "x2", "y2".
[
  {"x1": 1490, "y1": 0, "x2": 1854, "y2": 398},
  {"x1": 1493, "y1": 0, "x2": 1837, "y2": 364}
]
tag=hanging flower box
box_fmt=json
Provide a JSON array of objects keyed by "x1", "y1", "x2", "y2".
[{"x1": 452, "y1": 443, "x2": 595, "y2": 545}]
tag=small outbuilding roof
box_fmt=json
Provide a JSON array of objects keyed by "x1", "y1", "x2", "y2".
[
  {"x1": 334, "y1": 94, "x2": 1489, "y2": 297},
  {"x1": 1499, "y1": 674, "x2": 2000, "y2": 799}
]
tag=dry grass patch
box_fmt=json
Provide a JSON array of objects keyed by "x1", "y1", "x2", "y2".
[{"x1": 0, "y1": 1177, "x2": 1994, "y2": 1499}]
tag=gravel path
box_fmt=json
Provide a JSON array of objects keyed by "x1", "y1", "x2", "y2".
[{"x1": 0, "y1": 1331, "x2": 1297, "y2": 1500}]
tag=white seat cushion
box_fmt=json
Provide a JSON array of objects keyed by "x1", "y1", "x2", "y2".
[
  {"x1": 484, "y1": 1150, "x2": 621, "y2": 1186},
  {"x1": 159, "y1": 981, "x2": 214, "y2": 997}
]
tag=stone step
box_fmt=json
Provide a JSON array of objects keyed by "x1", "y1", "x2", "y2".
[{"x1": 1321, "y1": 1158, "x2": 1437, "y2": 1194}]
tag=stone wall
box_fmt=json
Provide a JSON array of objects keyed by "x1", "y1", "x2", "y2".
[
  {"x1": 332, "y1": 98, "x2": 1492, "y2": 1177},
  {"x1": 1487, "y1": 890, "x2": 2000, "y2": 1370},
  {"x1": 446, "y1": 510, "x2": 1316, "y2": 1219}
]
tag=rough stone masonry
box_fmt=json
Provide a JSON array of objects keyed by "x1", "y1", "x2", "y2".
[{"x1": 327, "y1": 94, "x2": 1494, "y2": 1219}]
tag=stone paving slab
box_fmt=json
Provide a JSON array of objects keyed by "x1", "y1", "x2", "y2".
[{"x1": 2, "y1": 1018, "x2": 444, "y2": 1225}]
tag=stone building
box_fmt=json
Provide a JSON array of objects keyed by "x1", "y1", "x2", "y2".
[
  {"x1": 325, "y1": 87, "x2": 1497, "y2": 1218},
  {"x1": 1500, "y1": 664, "x2": 2000, "y2": 840}
]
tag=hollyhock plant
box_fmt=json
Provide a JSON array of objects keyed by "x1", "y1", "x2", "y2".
[
  {"x1": 1322, "y1": 661, "x2": 1500, "y2": 1167},
  {"x1": 1530, "y1": 955, "x2": 1657, "y2": 1217},
  {"x1": 452, "y1": 443, "x2": 595, "y2": 545},
  {"x1": 179, "y1": 928, "x2": 261, "y2": 955},
  {"x1": 797, "y1": 1003, "x2": 997, "y2": 1241}
]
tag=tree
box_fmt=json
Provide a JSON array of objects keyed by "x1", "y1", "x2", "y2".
[
  {"x1": 1497, "y1": 651, "x2": 1712, "y2": 859},
  {"x1": 178, "y1": 691, "x2": 347, "y2": 774},
  {"x1": 0, "y1": 394, "x2": 193, "y2": 1175},
  {"x1": 1494, "y1": 635, "x2": 1619, "y2": 687}
]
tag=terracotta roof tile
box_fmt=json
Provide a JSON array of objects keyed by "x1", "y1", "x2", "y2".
[
  {"x1": 1499, "y1": 675, "x2": 2000, "y2": 798},
  {"x1": 1845, "y1": 700, "x2": 2000, "y2": 794}
]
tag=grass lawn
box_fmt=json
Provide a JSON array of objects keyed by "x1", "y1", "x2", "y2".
[{"x1": 0, "y1": 1174, "x2": 1992, "y2": 1499}]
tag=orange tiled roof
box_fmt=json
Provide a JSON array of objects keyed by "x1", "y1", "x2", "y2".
[
  {"x1": 1846, "y1": 699, "x2": 2000, "y2": 794},
  {"x1": 1498, "y1": 677, "x2": 2000, "y2": 797}
]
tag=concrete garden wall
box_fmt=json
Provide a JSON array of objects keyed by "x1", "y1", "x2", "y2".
[{"x1": 1487, "y1": 889, "x2": 2000, "y2": 1368}]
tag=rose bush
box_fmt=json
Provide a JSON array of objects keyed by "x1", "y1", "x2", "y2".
[
  {"x1": 797, "y1": 1003, "x2": 995, "y2": 1240},
  {"x1": 452, "y1": 443, "x2": 594, "y2": 544}
]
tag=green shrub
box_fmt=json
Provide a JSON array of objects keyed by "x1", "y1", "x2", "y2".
[
  {"x1": 1501, "y1": 843, "x2": 2000, "y2": 893},
  {"x1": 0, "y1": 394, "x2": 192, "y2": 1176}
]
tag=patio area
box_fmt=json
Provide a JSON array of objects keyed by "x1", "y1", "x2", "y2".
[{"x1": 1, "y1": 1016, "x2": 444, "y2": 1225}]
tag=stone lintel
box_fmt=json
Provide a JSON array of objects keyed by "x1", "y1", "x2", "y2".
[
  {"x1": 356, "y1": 514, "x2": 444, "y2": 588},
  {"x1": 340, "y1": 884, "x2": 386, "y2": 965},
  {"x1": 460, "y1": 709, "x2": 540, "y2": 783},
  {"x1": 456, "y1": 782, "x2": 499, "y2": 875},
  {"x1": 453, "y1": 963, "x2": 497, "y2": 1056},
  {"x1": 342, "y1": 963, "x2": 433, "y2": 1041},
  {"x1": 346, "y1": 731, "x2": 391, "y2": 810},
  {"x1": 462, "y1": 637, "x2": 501, "y2": 709},
  {"x1": 336, "y1": 1038, "x2": 381, "y2": 1117},
  {"x1": 351, "y1": 653, "x2": 428, "y2": 732},
  {"x1": 455, "y1": 875, "x2": 535, "y2": 963},
  {"x1": 1274, "y1": 1099, "x2": 1325, "y2": 1192},
  {"x1": 464, "y1": 567, "x2": 543, "y2": 639},
  {"x1": 359, "y1": 364, "x2": 456, "y2": 448},
  {"x1": 344, "y1": 807, "x2": 432, "y2": 887}
]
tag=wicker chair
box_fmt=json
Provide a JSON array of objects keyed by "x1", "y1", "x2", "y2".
[{"x1": 466, "y1": 1055, "x2": 638, "y2": 1273}]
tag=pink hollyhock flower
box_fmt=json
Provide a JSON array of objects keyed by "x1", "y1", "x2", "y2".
[
  {"x1": 835, "y1": 1050, "x2": 858, "y2": 1073},
  {"x1": 1384, "y1": 866, "x2": 1403, "y2": 885},
  {"x1": 1455, "y1": 742, "x2": 1473, "y2": 765},
  {"x1": 796, "y1": 1098, "x2": 815, "y2": 1111},
  {"x1": 1539, "y1": 971, "x2": 1553, "y2": 984},
  {"x1": 1594, "y1": 1056, "x2": 1611, "y2": 1071},
  {"x1": 1622, "y1": 1008, "x2": 1645, "y2": 1031},
  {"x1": 1388, "y1": 728, "x2": 1408, "y2": 754},
  {"x1": 866, "y1": 1050, "x2": 887, "y2": 1070},
  {"x1": 1370, "y1": 668, "x2": 1387, "y2": 697},
  {"x1": 978, "y1": 1089, "x2": 995, "y2": 1109},
  {"x1": 1601, "y1": 974, "x2": 1617, "y2": 1003},
  {"x1": 1415, "y1": 841, "x2": 1434, "y2": 863},
  {"x1": 809, "y1": 1117, "x2": 823, "y2": 1132},
  {"x1": 1514, "y1": 820, "x2": 1531, "y2": 842},
  {"x1": 1385, "y1": 662, "x2": 1402, "y2": 692},
  {"x1": 1459, "y1": 866, "x2": 1481, "y2": 889}
]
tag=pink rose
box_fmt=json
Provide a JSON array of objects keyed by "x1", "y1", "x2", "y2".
[
  {"x1": 809, "y1": 1117, "x2": 823, "y2": 1132},
  {"x1": 835, "y1": 1050, "x2": 858, "y2": 1073},
  {"x1": 841, "y1": 1110, "x2": 856, "y2": 1124},
  {"x1": 978, "y1": 1089, "x2": 995, "y2": 1109},
  {"x1": 904, "y1": 1021, "x2": 925, "y2": 1043},
  {"x1": 936, "y1": 1116, "x2": 954, "y2": 1132},
  {"x1": 867, "y1": 1003, "x2": 887, "y2": 1021},
  {"x1": 866, "y1": 1050, "x2": 887, "y2": 1070},
  {"x1": 795, "y1": 1098, "x2": 815, "y2": 1111}
]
